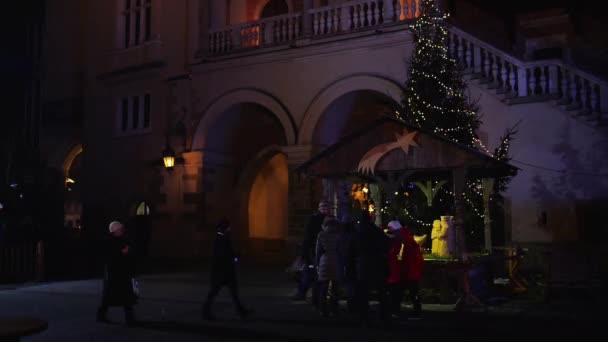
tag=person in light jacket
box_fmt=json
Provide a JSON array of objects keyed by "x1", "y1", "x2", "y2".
[{"x1": 315, "y1": 217, "x2": 341, "y2": 316}]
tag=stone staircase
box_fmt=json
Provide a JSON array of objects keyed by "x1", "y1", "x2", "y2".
[{"x1": 449, "y1": 26, "x2": 608, "y2": 131}]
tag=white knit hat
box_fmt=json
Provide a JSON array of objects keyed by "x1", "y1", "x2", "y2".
[
  {"x1": 108, "y1": 221, "x2": 124, "y2": 233},
  {"x1": 387, "y1": 220, "x2": 402, "y2": 231}
]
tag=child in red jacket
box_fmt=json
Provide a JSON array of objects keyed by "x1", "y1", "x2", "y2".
[{"x1": 386, "y1": 220, "x2": 423, "y2": 319}]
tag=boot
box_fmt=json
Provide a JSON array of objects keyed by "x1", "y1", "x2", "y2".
[
  {"x1": 96, "y1": 307, "x2": 109, "y2": 323},
  {"x1": 238, "y1": 307, "x2": 254, "y2": 319},
  {"x1": 202, "y1": 303, "x2": 216, "y2": 321}
]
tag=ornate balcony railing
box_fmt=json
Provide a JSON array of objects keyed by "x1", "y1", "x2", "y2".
[
  {"x1": 449, "y1": 27, "x2": 608, "y2": 120},
  {"x1": 208, "y1": 0, "x2": 421, "y2": 55},
  {"x1": 205, "y1": 1, "x2": 607, "y2": 121}
]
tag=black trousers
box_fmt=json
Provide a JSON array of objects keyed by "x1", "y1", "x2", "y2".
[
  {"x1": 203, "y1": 280, "x2": 246, "y2": 314},
  {"x1": 317, "y1": 280, "x2": 339, "y2": 314},
  {"x1": 388, "y1": 280, "x2": 421, "y2": 315},
  {"x1": 355, "y1": 280, "x2": 389, "y2": 323}
]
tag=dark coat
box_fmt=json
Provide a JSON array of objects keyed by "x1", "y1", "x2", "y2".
[
  {"x1": 210, "y1": 232, "x2": 237, "y2": 285},
  {"x1": 101, "y1": 236, "x2": 137, "y2": 307},
  {"x1": 350, "y1": 221, "x2": 391, "y2": 283},
  {"x1": 301, "y1": 212, "x2": 326, "y2": 265}
]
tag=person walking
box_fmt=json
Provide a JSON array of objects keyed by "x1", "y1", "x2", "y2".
[
  {"x1": 386, "y1": 220, "x2": 424, "y2": 319},
  {"x1": 293, "y1": 201, "x2": 330, "y2": 303},
  {"x1": 202, "y1": 219, "x2": 253, "y2": 321},
  {"x1": 315, "y1": 217, "x2": 341, "y2": 317},
  {"x1": 97, "y1": 221, "x2": 138, "y2": 325}
]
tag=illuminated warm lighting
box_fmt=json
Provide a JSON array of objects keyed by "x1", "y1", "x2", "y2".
[
  {"x1": 368, "y1": 204, "x2": 375, "y2": 213},
  {"x1": 163, "y1": 143, "x2": 175, "y2": 171},
  {"x1": 362, "y1": 186, "x2": 369, "y2": 194},
  {"x1": 65, "y1": 177, "x2": 75, "y2": 184}
]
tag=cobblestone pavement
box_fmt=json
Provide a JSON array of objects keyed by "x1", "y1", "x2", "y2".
[{"x1": 0, "y1": 263, "x2": 599, "y2": 341}]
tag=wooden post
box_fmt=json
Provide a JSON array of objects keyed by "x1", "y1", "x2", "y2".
[
  {"x1": 369, "y1": 183, "x2": 383, "y2": 227},
  {"x1": 452, "y1": 167, "x2": 467, "y2": 261},
  {"x1": 481, "y1": 178, "x2": 495, "y2": 252}
]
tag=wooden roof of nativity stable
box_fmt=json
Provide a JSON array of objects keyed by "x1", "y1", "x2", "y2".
[{"x1": 295, "y1": 116, "x2": 517, "y2": 179}]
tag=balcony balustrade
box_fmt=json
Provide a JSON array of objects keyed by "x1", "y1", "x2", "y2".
[
  {"x1": 208, "y1": 0, "x2": 420, "y2": 55},
  {"x1": 449, "y1": 27, "x2": 608, "y2": 122},
  {"x1": 205, "y1": 1, "x2": 607, "y2": 122}
]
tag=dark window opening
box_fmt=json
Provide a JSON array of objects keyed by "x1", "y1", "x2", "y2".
[
  {"x1": 143, "y1": 94, "x2": 150, "y2": 128},
  {"x1": 145, "y1": 3, "x2": 151, "y2": 41},
  {"x1": 135, "y1": 9, "x2": 141, "y2": 45},
  {"x1": 124, "y1": 13, "x2": 131, "y2": 48},
  {"x1": 132, "y1": 96, "x2": 140, "y2": 129},
  {"x1": 121, "y1": 98, "x2": 129, "y2": 131}
]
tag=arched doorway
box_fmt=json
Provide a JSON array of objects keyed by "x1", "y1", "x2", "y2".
[
  {"x1": 198, "y1": 101, "x2": 289, "y2": 257},
  {"x1": 247, "y1": 153, "x2": 288, "y2": 256},
  {"x1": 63, "y1": 145, "x2": 83, "y2": 236}
]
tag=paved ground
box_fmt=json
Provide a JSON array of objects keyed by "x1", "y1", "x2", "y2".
[{"x1": 0, "y1": 263, "x2": 601, "y2": 341}]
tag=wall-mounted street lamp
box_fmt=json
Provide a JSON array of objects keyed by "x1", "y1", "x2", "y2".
[{"x1": 162, "y1": 141, "x2": 175, "y2": 171}]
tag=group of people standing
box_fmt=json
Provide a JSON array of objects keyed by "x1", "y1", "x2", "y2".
[{"x1": 294, "y1": 201, "x2": 423, "y2": 326}]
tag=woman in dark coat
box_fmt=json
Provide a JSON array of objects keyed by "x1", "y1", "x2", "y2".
[
  {"x1": 202, "y1": 220, "x2": 253, "y2": 320},
  {"x1": 97, "y1": 221, "x2": 137, "y2": 325}
]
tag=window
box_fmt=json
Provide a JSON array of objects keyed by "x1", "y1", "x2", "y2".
[
  {"x1": 122, "y1": 0, "x2": 152, "y2": 48},
  {"x1": 132, "y1": 96, "x2": 140, "y2": 130},
  {"x1": 136, "y1": 201, "x2": 151, "y2": 216},
  {"x1": 117, "y1": 93, "x2": 151, "y2": 134},
  {"x1": 121, "y1": 98, "x2": 129, "y2": 131},
  {"x1": 143, "y1": 94, "x2": 150, "y2": 128}
]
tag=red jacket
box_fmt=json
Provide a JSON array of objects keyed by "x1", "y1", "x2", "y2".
[{"x1": 387, "y1": 228, "x2": 423, "y2": 283}]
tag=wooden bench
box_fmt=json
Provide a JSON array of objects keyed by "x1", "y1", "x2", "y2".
[{"x1": 0, "y1": 317, "x2": 47, "y2": 342}]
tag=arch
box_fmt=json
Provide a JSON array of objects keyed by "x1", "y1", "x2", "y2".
[
  {"x1": 298, "y1": 74, "x2": 404, "y2": 144},
  {"x1": 62, "y1": 144, "x2": 83, "y2": 178},
  {"x1": 191, "y1": 88, "x2": 296, "y2": 151},
  {"x1": 254, "y1": 0, "x2": 293, "y2": 20},
  {"x1": 233, "y1": 145, "x2": 288, "y2": 244}
]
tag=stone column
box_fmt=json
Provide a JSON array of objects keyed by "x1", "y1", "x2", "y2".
[
  {"x1": 209, "y1": 0, "x2": 228, "y2": 28},
  {"x1": 302, "y1": 0, "x2": 314, "y2": 36},
  {"x1": 383, "y1": 0, "x2": 395, "y2": 24},
  {"x1": 282, "y1": 145, "x2": 318, "y2": 246}
]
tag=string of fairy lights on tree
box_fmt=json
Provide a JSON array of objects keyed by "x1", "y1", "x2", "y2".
[{"x1": 391, "y1": 0, "x2": 517, "y2": 235}]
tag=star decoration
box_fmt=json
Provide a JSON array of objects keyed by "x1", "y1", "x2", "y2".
[{"x1": 395, "y1": 129, "x2": 419, "y2": 155}]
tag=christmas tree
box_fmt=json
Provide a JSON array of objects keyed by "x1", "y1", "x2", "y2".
[
  {"x1": 390, "y1": 0, "x2": 516, "y2": 251},
  {"x1": 398, "y1": 0, "x2": 480, "y2": 146}
]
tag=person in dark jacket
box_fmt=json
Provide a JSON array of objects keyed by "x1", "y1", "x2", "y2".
[
  {"x1": 338, "y1": 220, "x2": 356, "y2": 313},
  {"x1": 202, "y1": 220, "x2": 253, "y2": 320},
  {"x1": 97, "y1": 221, "x2": 137, "y2": 325},
  {"x1": 350, "y1": 210, "x2": 391, "y2": 326},
  {"x1": 293, "y1": 201, "x2": 330, "y2": 302}
]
